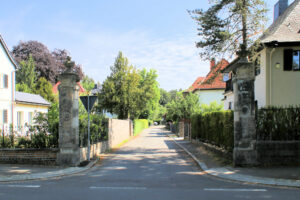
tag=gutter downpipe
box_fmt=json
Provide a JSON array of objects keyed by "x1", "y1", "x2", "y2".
[{"x1": 269, "y1": 48, "x2": 276, "y2": 106}]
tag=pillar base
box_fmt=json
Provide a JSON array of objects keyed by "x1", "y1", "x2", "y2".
[
  {"x1": 56, "y1": 148, "x2": 80, "y2": 166},
  {"x1": 233, "y1": 148, "x2": 258, "y2": 167}
]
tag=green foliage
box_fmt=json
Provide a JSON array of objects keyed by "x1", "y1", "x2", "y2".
[
  {"x1": 133, "y1": 119, "x2": 149, "y2": 135},
  {"x1": 191, "y1": 111, "x2": 234, "y2": 151},
  {"x1": 81, "y1": 75, "x2": 95, "y2": 94},
  {"x1": 0, "y1": 136, "x2": 13, "y2": 148},
  {"x1": 99, "y1": 52, "x2": 160, "y2": 120},
  {"x1": 35, "y1": 77, "x2": 55, "y2": 103},
  {"x1": 256, "y1": 106, "x2": 300, "y2": 141},
  {"x1": 16, "y1": 137, "x2": 32, "y2": 148},
  {"x1": 166, "y1": 92, "x2": 200, "y2": 121},
  {"x1": 200, "y1": 101, "x2": 224, "y2": 113},
  {"x1": 16, "y1": 83, "x2": 33, "y2": 93},
  {"x1": 16, "y1": 54, "x2": 37, "y2": 89},
  {"x1": 79, "y1": 100, "x2": 108, "y2": 147},
  {"x1": 189, "y1": 0, "x2": 267, "y2": 59}
]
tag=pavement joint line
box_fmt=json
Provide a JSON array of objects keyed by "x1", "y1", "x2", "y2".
[
  {"x1": 203, "y1": 188, "x2": 267, "y2": 192},
  {"x1": 89, "y1": 186, "x2": 147, "y2": 190},
  {"x1": 166, "y1": 133, "x2": 300, "y2": 188},
  {"x1": 0, "y1": 185, "x2": 41, "y2": 188}
]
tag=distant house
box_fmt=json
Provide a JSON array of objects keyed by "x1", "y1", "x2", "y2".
[
  {"x1": 186, "y1": 59, "x2": 229, "y2": 105},
  {"x1": 223, "y1": 0, "x2": 300, "y2": 110},
  {"x1": 0, "y1": 34, "x2": 50, "y2": 135}
]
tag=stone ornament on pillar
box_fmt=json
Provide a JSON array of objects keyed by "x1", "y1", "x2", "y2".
[{"x1": 56, "y1": 57, "x2": 81, "y2": 166}]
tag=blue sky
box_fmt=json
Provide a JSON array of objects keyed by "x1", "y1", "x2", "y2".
[{"x1": 0, "y1": 0, "x2": 282, "y2": 91}]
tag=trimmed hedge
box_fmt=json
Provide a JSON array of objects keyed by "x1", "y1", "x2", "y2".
[
  {"x1": 256, "y1": 106, "x2": 300, "y2": 140},
  {"x1": 191, "y1": 111, "x2": 234, "y2": 151},
  {"x1": 134, "y1": 119, "x2": 149, "y2": 135}
]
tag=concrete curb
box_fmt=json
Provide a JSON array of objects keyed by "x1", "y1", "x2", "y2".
[
  {"x1": 0, "y1": 158, "x2": 98, "y2": 182},
  {"x1": 168, "y1": 134, "x2": 300, "y2": 188}
]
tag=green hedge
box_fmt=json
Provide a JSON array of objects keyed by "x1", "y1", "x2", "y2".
[
  {"x1": 191, "y1": 111, "x2": 234, "y2": 151},
  {"x1": 134, "y1": 119, "x2": 149, "y2": 135},
  {"x1": 256, "y1": 106, "x2": 300, "y2": 140}
]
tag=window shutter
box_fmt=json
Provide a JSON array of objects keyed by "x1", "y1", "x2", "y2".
[
  {"x1": 284, "y1": 49, "x2": 293, "y2": 71},
  {"x1": 3, "y1": 110, "x2": 8, "y2": 124},
  {"x1": 3, "y1": 74, "x2": 8, "y2": 88}
]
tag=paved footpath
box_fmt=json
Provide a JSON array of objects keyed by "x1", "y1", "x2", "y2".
[{"x1": 0, "y1": 126, "x2": 300, "y2": 200}]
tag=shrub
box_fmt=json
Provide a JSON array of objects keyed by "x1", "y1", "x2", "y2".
[
  {"x1": 191, "y1": 111, "x2": 234, "y2": 151},
  {"x1": 134, "y1": 119, "x2": 149, "y2": 135},
  {"x1": 16, "y1": 137, "x2": 32, "y2": 148},
  {"x1": 0, "y1": 136, "x2": 13, "y2": 148},
  {"x1": 256, "y1": 106, "x2": 300, "y2": 140}
]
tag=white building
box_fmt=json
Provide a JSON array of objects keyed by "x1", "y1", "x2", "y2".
[{"x1": 0, "y1": 34, "x2": 50, "y2": 135}]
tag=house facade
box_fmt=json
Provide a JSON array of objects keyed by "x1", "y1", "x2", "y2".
[
  {"x1": 0, "y1": 35, "x2": 50, "y2": 135},
  {"x1": 223, "y1": 0, "x2": 300, "y2": 109},
  {"x1": 186, "y1": 59, "x2": 229, "y2": 105}
]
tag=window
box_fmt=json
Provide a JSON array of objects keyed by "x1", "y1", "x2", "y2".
[
  {"x1": 3, "y1": 110, "x2": 8, "y2": 124},
  {"x1": 3, "y1": 74, "x2": 8, "y2": 88},
  {"x1": 284, "y1": 49, "x2": 300, "y2": 71},
  {"x1": 28, "y1": 112, "x2": 33, "y2": 125}
]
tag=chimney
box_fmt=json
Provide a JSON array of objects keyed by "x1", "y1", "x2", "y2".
[
  {"x1": 210, "y1": 58, "x2": 215, "y2": 71},
  {"x1": 274, "y1": 0, "x2": 288, "y2": 22}
]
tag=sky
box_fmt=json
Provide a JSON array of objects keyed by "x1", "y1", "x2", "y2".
[{"x1": 0, "y1": 0, "x2": 283, "y2": 91}]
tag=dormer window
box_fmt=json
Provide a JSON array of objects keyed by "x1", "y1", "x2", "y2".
[{"x1": 284, "y1": 49, "x2": 300, "y2": 71}]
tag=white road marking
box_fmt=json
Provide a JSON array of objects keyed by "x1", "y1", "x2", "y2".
[
  {"x1": 204, "y1": 188, "x2": 267, "y2": 192},
  {"x1": 1, "y1": 185, "x2": 40, "y2": 188},
  {"x1": 89, "y1": 186, "x2": 147, "y2": 190}
]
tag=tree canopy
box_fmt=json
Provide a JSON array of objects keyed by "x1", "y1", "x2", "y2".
[
  {"x1": 189, "y1": 0, "x2": 267, "y2": 60},
  {"x1": 12, "y1": 41, "x2": 83, "y2": 83},
  {"x1": 98, "y1": 52, "x2": 160, "y2": 120}
]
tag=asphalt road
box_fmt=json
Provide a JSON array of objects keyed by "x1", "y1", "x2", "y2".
[{"x1": 1, "y1": 126, "x2": 299, "y2": 200}]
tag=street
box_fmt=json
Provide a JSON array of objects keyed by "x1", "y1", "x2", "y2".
[{"x1": 0, "y1": 126, "x2": 299, "y2": 200}]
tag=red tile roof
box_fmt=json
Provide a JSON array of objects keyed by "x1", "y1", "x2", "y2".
[
  {"x1": 189, "y1": 59, "x2": 229, "y2": 92},
  {"x1": 52, "y1": 81, "x2": 85, "y2": 94}
]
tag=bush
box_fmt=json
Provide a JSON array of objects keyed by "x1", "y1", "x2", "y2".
[
  {"x1": 0, "y1": 136, "x2": 13, "y2": 148},
  {"x1": 134, "y1": 119, "x2": 149, "y2": 135},
  {"x1": 191, "y1": 111, "x2": 234, "y2": 151},
  {"x1": 16, "y1": 137, "x2": 32, "y2": 148},
  {"x1": 256, "y1": 106, "x2": 300, "y2": 140}
]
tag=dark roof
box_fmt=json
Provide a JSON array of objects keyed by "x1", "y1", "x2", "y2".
[
  {"x1": 0, "y1": 34, "x2": 19, "y2": 69},
  {"x1": 261, "y1": 0, "x2": 300, "y2": 43},
  {"x1": 15, "y1": 92, "x2": 51, "y2": 106}
]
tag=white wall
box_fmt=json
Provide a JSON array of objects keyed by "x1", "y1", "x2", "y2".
[
  {"x1": 0, "y1": 42, "x2": 15, "y2": 126},
  {"x1": 255, "y1": 48, "x2": 268, "y2": 108},
  {"x1": 195, "y1": 89, "x2": 225, "y2": 105},
  {"x1": 223, "y1": 92, "x2": 234, "y2": 110}
]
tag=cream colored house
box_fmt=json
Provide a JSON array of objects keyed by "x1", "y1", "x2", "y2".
[
  {"x1": 0, "y1": 34, "x2": 50, "y2": 135},
  {"x1": 223, "y1": 0, "x2": 300, "y2": 109}
]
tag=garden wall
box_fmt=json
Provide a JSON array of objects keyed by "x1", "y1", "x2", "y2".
[
  {"x1": 108, "y1": 119, "x2": 133, "y2": 148},
  {"x1": 256, "y1": 141, "x2": 300, "y2": 166},
  {"x1": 0, "y1": 148, "x2": 58, "y2": 165},
  {"x1": 80, "y1": 140, "x2": 109, "y2": 162}
]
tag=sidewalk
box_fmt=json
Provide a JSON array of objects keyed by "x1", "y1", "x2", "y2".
[
  {"x1": 0, "y1": 159, "x2": 98, "y2": 182},
  {"x1": 166, "y1": 131, "x2": 300, "y2": 188}
]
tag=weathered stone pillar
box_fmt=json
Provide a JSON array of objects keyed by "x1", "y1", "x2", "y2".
[
  {"x1": 232, "y1": 59, "x2": 257, "y2": 166},
  {"x1": 56, "y1": 59, "x2": 80, "y2": 166}
]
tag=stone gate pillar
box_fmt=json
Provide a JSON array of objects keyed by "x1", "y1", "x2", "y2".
[
  {"x1": 56, "y1": 58, "x2": 80, "y2": 166},
  {"x1": 232, "y1": 59, "x2": 257, "y2": 166}
]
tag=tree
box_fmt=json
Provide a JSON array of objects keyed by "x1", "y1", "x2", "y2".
[
  {"x1": 35, "y1": 77, "x2": 55, "y2": 103},
  {"x1": 99, "y1": 52, "x2": 141, "y2": 119},
  {"x1": 166, "y1": 92, "x2": 200, "y2": 121},
  {"x1": 189, "y1": 0, "x2": 267, "y2": 60},
  {"x1": 16, "y1": 54, "x2": 37, "y2": 90},
  {"x1": 138, "y1": 69, "x2": 160, "y2": 120},
  {"x1": 81, "y1": 75, "x2": 95, "y2": 94},
  {"x1": 52, "y1": 49, "x2": 84, "y2": 81},
  {"x1": 159, "y1": 88, "x2": 171, "y2": 106},
  {"x1": 12, "y1": 41, "x2": 84, "y2": 83},
  {"x1": 12, "y1": 41, "x2": 58, "y2": 83}
]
